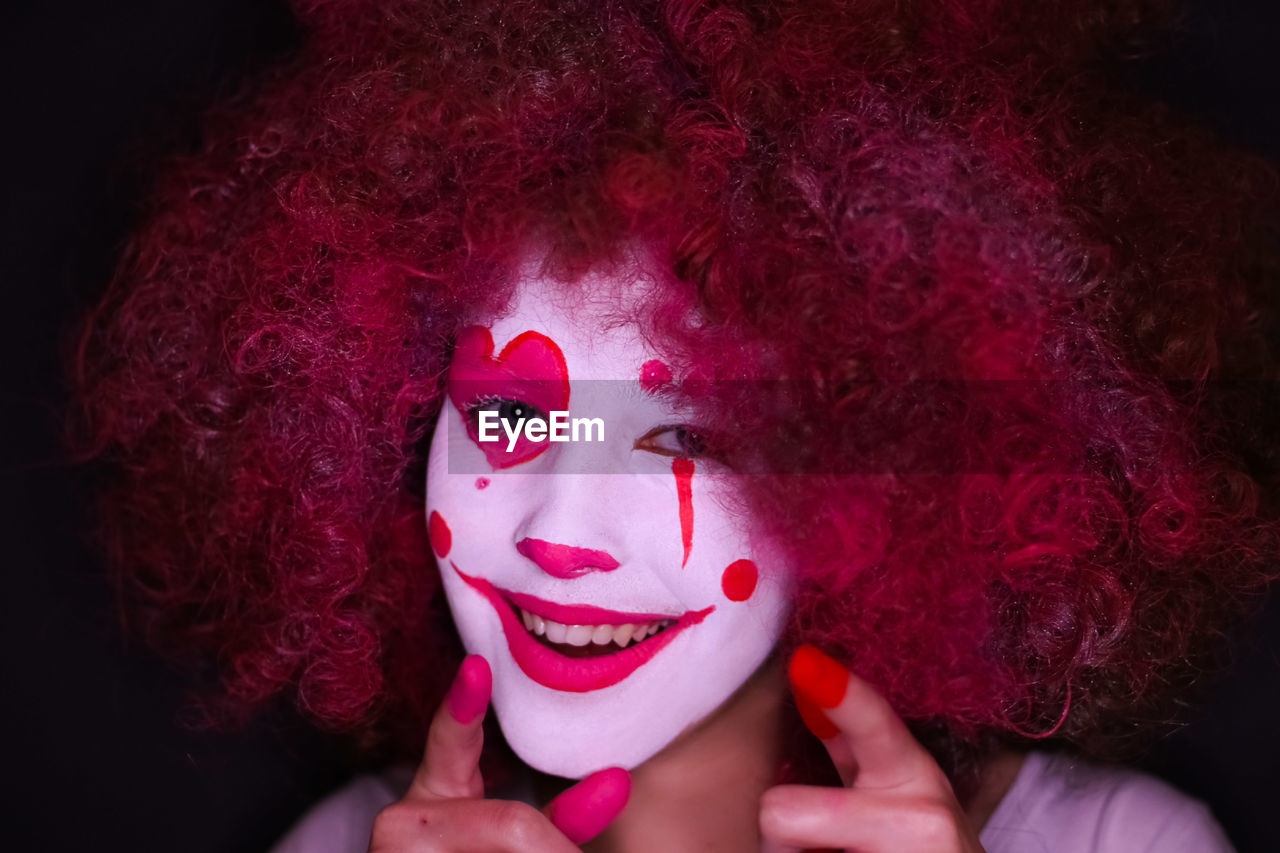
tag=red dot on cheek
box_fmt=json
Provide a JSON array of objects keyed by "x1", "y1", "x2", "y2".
[
  {"x1": 720, "y1": 559, "x2": 758, "y2": 602},
  {"x1": 428, "y1": 511, "x2": 452, "y2": 559},
  {"x1": 475, "y1": 477, "x2": 490, "y2": 490}
]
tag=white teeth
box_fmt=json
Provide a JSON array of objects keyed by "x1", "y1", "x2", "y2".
[
  {"x1": 544, "y1": 620, "x2": 568, "y2": 644},
  {"x1": 612, "y1": 624, "x2": 636, "y2": 647},
  {"x1": 516, "y1": 608, "x2": 673, "y2": 649}
]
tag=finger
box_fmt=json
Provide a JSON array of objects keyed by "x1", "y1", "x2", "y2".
[
  {"x1": 410, "y1": 654, "x2": 492, "y2": 801},
  {"x1": 761, "y1": 784, "x2": 972, "y2": 852},
  {"x1": 757, "y1": 841, "x2": 803, "y2": 853},
  {"x1": 371, "y1": 798, "x2": 582, "y2": 853},
  {"x1": 546, "y1": 766, "x2": 632, "y2": 844},
  {"x1": 789, "y1": 645, "x2": 943, "y2": 791}
]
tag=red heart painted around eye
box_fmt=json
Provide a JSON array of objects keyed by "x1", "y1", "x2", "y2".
[{"x1": 448, "y1": 326, "x2": 571, "y2": 469}]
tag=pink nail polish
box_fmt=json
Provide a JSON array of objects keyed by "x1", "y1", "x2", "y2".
[
  {"x1": 444, "y1": 655, "x2": 491, "y2": 725},
  {"x1": 547, "y1": 766, "x2": 631, "y2": 844}
]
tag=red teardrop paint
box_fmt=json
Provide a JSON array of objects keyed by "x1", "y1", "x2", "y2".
[
  {"x1": 673, "y1": 458, "x2": 694, "y2": 568},
  {"x1": 428, "y1": 510, "x2": 452, "y2": 559}
]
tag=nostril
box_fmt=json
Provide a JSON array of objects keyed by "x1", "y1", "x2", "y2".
[{"x1": 516, "y1": 538, "x2": 621, "y2": 578}]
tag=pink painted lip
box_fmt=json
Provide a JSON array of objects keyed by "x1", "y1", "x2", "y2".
[
  {"x1": 504, "y1": 588, "x2": 670, "y2": 626},
  {"x1": 452, "y1": 563, "x2": 715, "y2": 692}
]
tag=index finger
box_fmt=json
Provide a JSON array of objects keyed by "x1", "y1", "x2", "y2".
[
  {"x1": 409, "y1": 654, "x2": 492, "y2": 801},
  {"x1": 789, "y1": 645, "x2": 944, "y2": 792}
]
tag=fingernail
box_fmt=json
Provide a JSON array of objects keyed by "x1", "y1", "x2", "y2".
[
  {"x1": 793, "y1": 691, "x2": 840, "y2": 740},
  {"x1": 788, "y1": 646, "x2": 849, "y2": 740},
  {"x1": 789, "y1": 645, "x2": 850, "y2": 707},
  {"x1": 445, "y1": 654, "x2": 491, "y2": 725},
  {"x1": 547, "y1": 766, "x2": 631, "y2": 844}
]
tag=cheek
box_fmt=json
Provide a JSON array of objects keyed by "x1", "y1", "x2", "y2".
[
  {"x1": 720, "y1": 559, "x2": 758, "y2": 602},
  {"x1": 428, "y1": 510, "x2": 452, "y2": 559},
  {"x1": 672, "y1": 469, "x2": 766, "y2": 605}
]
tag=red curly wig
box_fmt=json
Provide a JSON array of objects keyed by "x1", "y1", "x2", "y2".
[{"x1": 73, "y1": 0, "x2": 1280, "y2": 780}]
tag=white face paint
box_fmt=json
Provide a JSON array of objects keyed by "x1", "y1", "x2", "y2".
[{"x1": 425, "y1": 259, "x2": 793, "y2": 778}]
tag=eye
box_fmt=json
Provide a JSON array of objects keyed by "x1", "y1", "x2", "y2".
[
  {"x1": 634, "y1": 424, "x2": 710, "y2": 459},
  {"x1": 466, "y1": 396, "x2": 547, "y2": 432}
]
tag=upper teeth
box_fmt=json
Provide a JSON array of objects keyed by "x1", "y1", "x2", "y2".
[{"x1": 519, "y1": 608, "x2": 674, "y2": 648}]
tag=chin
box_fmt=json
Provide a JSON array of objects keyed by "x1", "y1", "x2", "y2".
[
  {"x1": 494, "y1": 698, "x2": 676, "y2": 778},
  {"x1": 486, "y1": 647, "x2": 781, "y2": 779}
]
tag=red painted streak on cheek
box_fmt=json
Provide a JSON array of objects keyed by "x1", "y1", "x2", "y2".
[
  {"x1": 720, "y1": 559, "x2": 758, "y2": 602},
  {"x1": 475, "y1": 477, "x2": 490, "y2": 490},
  {"x1": 672, "y1": 458, "x2": 694, "y2": 568},
  {"x1": 429, "y1": 511, "x2": 452, "y2": 559},
  {"x1": 639, "y1": 359, "x2": 672, "y2": 394}
]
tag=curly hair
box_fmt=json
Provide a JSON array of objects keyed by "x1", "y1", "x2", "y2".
[{"x1": 72, "y1": 0, "x2": 1280, "y2": 780}]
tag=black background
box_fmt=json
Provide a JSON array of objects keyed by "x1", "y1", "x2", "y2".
[{"x1": 1, "y1": 2, "x2": 1277, "y2": 850}]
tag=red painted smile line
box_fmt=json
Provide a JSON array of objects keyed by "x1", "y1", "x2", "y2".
[{"x1": 452, "y1": 564, "x2": 715, "y2": 693}]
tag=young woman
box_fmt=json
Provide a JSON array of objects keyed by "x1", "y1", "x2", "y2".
[{"x1": 74, "y1": 0, "x2": 1278, "y2": 849}]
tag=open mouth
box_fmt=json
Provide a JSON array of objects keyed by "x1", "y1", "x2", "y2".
[
  {"x1": 513, "y1": 601, "x2": 675, "y2": 658},
  {"x1": 452, "y1": 563, "x2": 714, "y2": 691}
]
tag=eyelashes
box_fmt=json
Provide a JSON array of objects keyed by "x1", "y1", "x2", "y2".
[
  {"x1": 464, "y1": 395, "x2": 548, "y2": 433},
  {"x1": 633, "y1": 424, "x2": 711, "y2": 460}
]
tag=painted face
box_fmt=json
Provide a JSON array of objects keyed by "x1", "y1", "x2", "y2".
[{"x1": 425, "y1": 260, "x2": 794, "y2": 778}]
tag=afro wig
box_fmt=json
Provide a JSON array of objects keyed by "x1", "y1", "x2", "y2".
[{"x1": 73, "y1": 0, "x2": 1280, "y2": 781}]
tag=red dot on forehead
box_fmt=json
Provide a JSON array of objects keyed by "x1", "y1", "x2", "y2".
[
  {"x1": 475, "y1": 477, "x2": 490, "y2": 490},
  {"x1": 721, "y1": 559, "x2": 758, "y2": 602},
  {"x1": 428, "y1": 511, "x2": 452, "y2": 559},
  {"x1": 639, "y1": 359, "x2": 673, "y2": 394}
]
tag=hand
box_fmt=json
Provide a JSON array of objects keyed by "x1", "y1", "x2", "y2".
[
  {"x1": 759, "y1": 646, "x2": 986, "y2": 853},
  {"x1": 369, "y1": 655, "x2": 631, "y2": 852}
]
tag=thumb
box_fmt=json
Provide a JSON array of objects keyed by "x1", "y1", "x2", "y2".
[
  {"x1": 759, "y1": 840, "x2": 802, "y2": 853},
  {"x1": 546, "y1": 767, "x2": 632, "y2": 844},
  {"x1": 410, "y1": 654, "x2": 491, "y2": 800}
]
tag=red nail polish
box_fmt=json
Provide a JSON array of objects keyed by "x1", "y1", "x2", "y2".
[
  {"x1": 794, "y1": 691, "x2": 840, "y2": 740},
  {"x1": 547, "y1": 767, "x2": 631, "y2": 844},
  {"x1": 789, "y1": 645, "x2": 850, "y2": 741},
  {"x1": 445, "y1": 655, "x2": 491, "y2": 725}
]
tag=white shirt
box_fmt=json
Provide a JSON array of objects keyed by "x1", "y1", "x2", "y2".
[
  {"x1": 981, "y1": 752, "x2": 1234, "y2": 853},
  {"x1": 271, "y1": 751, "x2": 1234, "y2": 852}
]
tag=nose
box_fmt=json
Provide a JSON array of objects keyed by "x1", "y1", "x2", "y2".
[{"x1": 516, "y1": 537, "x2": 621, "y2": 579}]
